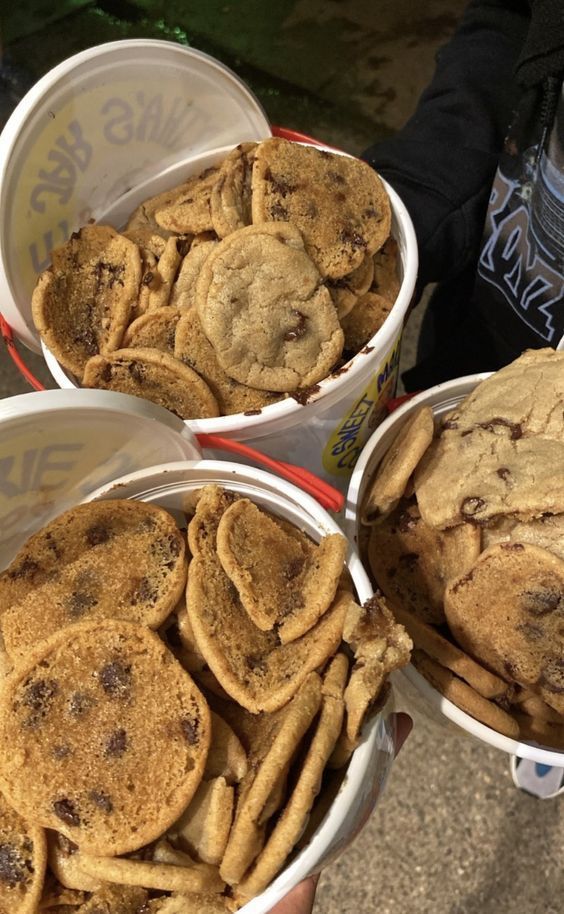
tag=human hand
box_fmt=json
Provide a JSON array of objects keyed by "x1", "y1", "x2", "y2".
[{"x1": 268, "y1": 711, "x2": 413, "y2": 914}]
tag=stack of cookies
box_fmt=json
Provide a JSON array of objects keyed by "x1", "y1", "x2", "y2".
[
  {"x1": 0, "y1": 487, "x2": 411, "y2": 912},
  {"x1": 360, "y1": 348, "x2": 564, "y2": 749},
  {"x1": 31, "y1": 138, "x2": 398, "y2": 419}
]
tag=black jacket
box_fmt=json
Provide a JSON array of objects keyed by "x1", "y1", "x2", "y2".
[{"x1": 363, "y1": 0, "x2": 564, "y2": 389}]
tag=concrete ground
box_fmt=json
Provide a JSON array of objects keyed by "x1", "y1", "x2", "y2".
[{"x1": 1, "y1": 2, "x2": 562, "y2": 912}]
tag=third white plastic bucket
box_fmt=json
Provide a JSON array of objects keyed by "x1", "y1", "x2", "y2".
[{"x1": 345, "y1": 375, "x2": 564, "y2": 767}]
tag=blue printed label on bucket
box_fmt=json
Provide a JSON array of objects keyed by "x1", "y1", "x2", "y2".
[{"x1": 322, "y1": 334, "x2": 401, "y2": 477}]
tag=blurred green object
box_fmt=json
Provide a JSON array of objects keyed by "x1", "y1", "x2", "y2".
[{"x1": 2, "y1": 1, "x2": 94, "y2": 45}]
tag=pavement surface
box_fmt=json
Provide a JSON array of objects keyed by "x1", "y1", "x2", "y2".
[{"x1": 0, "y1": 3, "x2": 562, "y2": 913}]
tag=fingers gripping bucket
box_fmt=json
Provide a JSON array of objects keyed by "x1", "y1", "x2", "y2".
[
  {"x1": 1, "y1": 443, "x2": 397, "y2": 913},
  {"x1": 0, "y1": 40, "x2": 418, "y2": 491},
  {"x1": 345, "y1": 375, "x2": 564, "y2": 767}
]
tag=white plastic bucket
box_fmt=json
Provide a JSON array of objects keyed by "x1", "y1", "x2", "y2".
[
  {"x1": 1, "y1": 423, "x2": 396, "y2": 911},
  {"x1": 0, "y1": 39, "x2": 418, "y2": 490},
  {"x1": 345, "y1": 375, "x2": 564, "y2": 766}
]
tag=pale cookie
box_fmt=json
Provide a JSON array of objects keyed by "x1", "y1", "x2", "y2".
[
  {"x1": 444, "y1": 543, "x2": 564, "y2": 714},
  {"x1": 415, "y1": 429, "x2": 564, "y2": 529},
  {"x1": 144, "y1": 236, "x2": 183, "y2": 310},
  {"x1": 211, "y1": 143, "x2": 256, "y2": 239},
  {"x1": 390, "y1": 604, "x2": 511, "y2": 700},
  {"x1": 83, "y1": 347, "x2": 219, "y2": 419},
  {"x1": 170, "y1": 241, "x2": 217, "y2": 311},
  {"x1": 371, "y1": 237, "x2": 400, "y2": 304},
  {"x1": 441, "y1": 348, "x2": 564, "y2": 442},
  {"x1": 174, "y1": 597, "x2": 207, "y2": 673},
  {"x1": 219, "y1": 673, "x2": 322, "y2": 886},
  {"x1": 204, "y1": 712, "x2": 248, "y2": 784},
  {"x1": 47, "y1": 832, "x2": 103, "y2": 892},
  {"x1": 362, "y1": 406, "x2": 434, "y2": 524},
  {"x1": 144, "y1": 894, "x2": 234, "y2": 913},
  {"x1": 367, "y1": 499, "x2": 481, "y2": 625},
  {"x1": 216, "y1": 498, "x2": 347, "y2": 641},
  {"x1": 174, "y1": 310, "x2": 282, "y2": 415},
  {"x1": 39, "y1": 874, "x2": 87, "y2": 910},
  {"x1": 342, "y1": 592, "x2": 412, "y2": 741},
  {"x1": 411, "y1": 650, "x2": 520, "y2": 738},
  {"x1": 73, "y1": 884, "x2": 148, "y2": 913},
  {"x1": 32, "y1": 225, "x2": 142, "y2": 381},
  {"x1": 482, "y1": 513, "x2": 564, "y2": 561},
  {"x1": 251, "y1": 137, "x2": 391, "y2": 278},
  {"x1": 78, "y1": 854, "x2": 224, "y2": 895},
  {"x1": 196, "y1": 222, "x2": 344, "y2": 391},
  {"x1": 341, "y1": 291, "x2": 392, "y2": 355},
  {"x1": 0, "y1": 620, "x2": 211, "y2": 855},
  {"x1": 131, "y1": 249, "x2": 159, "y2": 320},
  {"x1": 328, "y1": 680, "x2": 391, "y2": 770},
  {"x1": 0, "y1": 499, "x2": 185, "y2": 618},
  {"x1": 236, "y1": 655, "x2": 347, "y2": 901},
  {"x1": 326, "y1": 254, "x2": 374, "y2": 319},
  {"x1": 0, "y1": 790, "x2": 46, "y2": 914},
  {"x1": 155, "y1": 167, "x2": 219, "y2": 234},
  {"x1": 169, "y1": 777, "x2": 234, "y2": 866},
  {"x1": 1, "y1": 502, "x2": 186, "y2": 661},
  {"x1": 122, "y1": 307, "x2": 180, "y2": 354}
]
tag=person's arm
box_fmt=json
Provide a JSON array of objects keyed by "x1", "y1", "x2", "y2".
[{"x1": 363, "y1": 0, "x2": 530, "y2": 289}]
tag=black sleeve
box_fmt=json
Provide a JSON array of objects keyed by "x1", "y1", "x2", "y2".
[{"x1": 363, "y1": 0, "x2": 530, "y2": 288}]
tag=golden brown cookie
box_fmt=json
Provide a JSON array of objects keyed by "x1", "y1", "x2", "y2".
[
  {"x1": 170, "y1": 241, "x2": 217, "y2": 311},
  {"x1": 122, "y1": 307, "x2": 180, "y2": 354},
  {"x1": 32, "y1": 225, "x2": 142, "y2": 381},
  {"x1": 482, "y1": 513, "x2": 564, "y2": 561},
  {"x1": 196, "y1": 222, "x2": 344, "y2": 392},
  {"x1": 341, "y1": 291, "x2": 392, "y2": 355},
  {"x1": 444, "y1": 543, "x2": 564, "y2": 714},
  {"x1": 391, "y1": 604, "x2": 511, "y2": 700},
  {"x1": 326, "y1": 254, "x2": 374, "y2": 319},
  {"x1": 236, "y1": 655, "x2": 347, "y2": 900},
  {"x1": 367, "y1": 499, "x2": 481, "y2": 625},
  {"x1": 219, "y1": 673, "x2": 322, "y2": 885},
  {"x1": 0, "y1": 500, "x2": 185, "y2": 619},
  {"x1": 1, "y1": 501, "x2": 186, "y2": 661},
  {"x1": 371, "y1": 237, "x2": 400, "y2": 304},
  {"x1": 142, "y1": 237, "x2": 183, "y2": 310},
  {"x1": 251, "y1": 138, "x2": 391, "y2": 278},
  {"x1": 154, "y1": 167, "x2": 220, "y2": 235},
  {"x1": 0, "y1": 790, "x2": 46, "y2": 914},
  {"x1": 0, "y1": 620, "x2": 211, "y2": 856},
  {"x1": 216, "y1": 497, "x2": 347, "y2": 641},
  {"x1": 513, "y1": 713, "x2": 564, "y2": 749},
  {"x1": 83, "y1": 347, "x2": 220, "y2": 419},
  {"x1": 411, "y1": 650, "x2": 520, "y2": 738},
  {"x1": 186, "y1": 488, "x2": 347, "y2": 712},
  {"x1": 210, "y1": 143, "x2": 256, "y2": 239},
  {"x1": 174, "y1": 309, "x2": 282, "y2": 415},
  {"x1": 362, "y1": 406, "x2": 434, "y2": 524},
  {"x1": 342, "y1": 592, "x2": 411, "y2": 741},
  {"x1": 124, "y1": 180, "x2": 193, "y2": 258}
]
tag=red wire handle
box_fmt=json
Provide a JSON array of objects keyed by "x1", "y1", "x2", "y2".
[
  {"x1": 1, "y1": 316, "x2": 344, "y2": 512},
  {"x1": 1, "y1": 314, "x2": 46, "y2": 391},
  {"x1": 197, "y1": 434, "x2": 344, "y2": 513}
]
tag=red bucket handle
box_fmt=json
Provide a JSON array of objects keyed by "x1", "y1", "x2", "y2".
[{"x1": 0, "y1": 315, "x2": 344, "y2": 512}]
